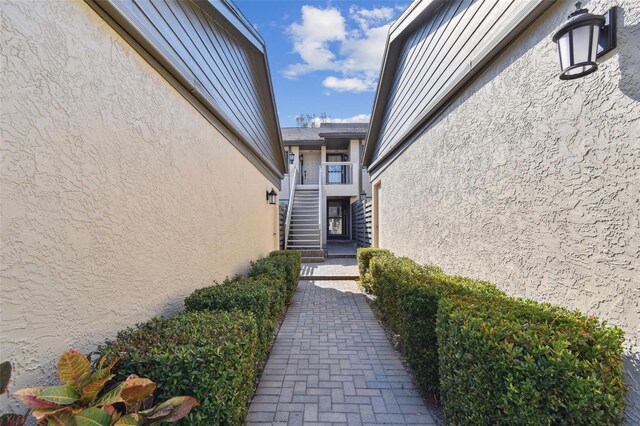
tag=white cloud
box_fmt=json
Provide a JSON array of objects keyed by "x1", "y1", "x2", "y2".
[
  {"x1": 340, "y1": 24, "x2": 390, "y2": 74},
  {"x1": 327, "y1": 113, "x2": 371, "y2": 123},
  {"x1": 349, "y1": 6, "x2": 394, "y2": 30},
  {"x1": 323, "y1": 76, "x2": 376, "y2": 93},
  {"x1": 284, "y1": 5, "x2": 397, "y2": 92},
  {"x1": 306, "y1": 113, "x2": 371, "y2": 127},
  {"x1": 284, "y1": 6, "x2": 345, "y2": 77}
]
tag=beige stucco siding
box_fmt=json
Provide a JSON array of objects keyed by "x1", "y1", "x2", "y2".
[
  {"x1": 0, "y1": 0, "x2": 278, "y2": 407},
  {"x1": 374, "y1": 0, "x2": 639, "y2": 421}
]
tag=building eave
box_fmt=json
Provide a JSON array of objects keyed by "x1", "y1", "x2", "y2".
[
  {"x1": 363, "y1": 0, "x2": 445, "y2": 168},
  {"x1": 87, "y1": 0, "x2": 286, "y2": 184},
  {"x1": 364, "y1": 0, "x2": 553, "y2": 175},
  {"x1": 194, "y1": 0, "x2": 286, "y2": 175},
  {"x1": 318, "y1": 132, "x2": 367, "y2": 139}
]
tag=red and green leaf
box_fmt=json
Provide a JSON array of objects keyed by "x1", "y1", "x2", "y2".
[
  {"x1": 140, "y1": 396, "x2": 198, "y2": 423},
  {"x1": 13, "y1": 387, "x2": 60, "y2": 410},
  {"x1": 95, "y1": 383, "x2": 124, "y2": 407},
  {"x1": 37, "y1": 384, "x2": 79, "y2": 406},
  {"x1": 40, "y1": 409, "x2": 73, "y2": 425},
  {"x1": 98, "y1": 355, "x2": 119, "y2": 372},
  {"x1": 79, "y1": 370, "x2": 114, "y2": 404},
  {"x1": 0, "y1": 361, "x2": 11, "y2": 395},
  {"x1": 73, "y1": 408, "x2": 112, "y2": 426},
  {"x1": 0, "y1": 413, "x2": 27, "y2": 426},
  {"x1": 120, "y1": 378, "x2": 156, "y2": 404},
  {"x1": 57, "y1": 350, "x2": 91, "y2": 390},
  {"x1": 114, "y1": 414, "x2": 141, "y2": 425}
]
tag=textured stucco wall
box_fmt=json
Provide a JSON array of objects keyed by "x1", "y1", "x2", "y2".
[
  {"x1": 375, "y1": 0, "x2": 640, "y2": 421},
  {"x1": 0, "y1": 0, "x2": 278, "y2": 411}
]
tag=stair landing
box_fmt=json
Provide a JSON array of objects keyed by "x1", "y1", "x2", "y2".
[{"x1": 300, "y1": 258, "x2": 359, "y2": 280}]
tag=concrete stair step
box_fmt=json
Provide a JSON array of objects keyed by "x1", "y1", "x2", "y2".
[
  {"x1": 300, "y1": 257, "x2": 324, "y2": 263},
  {"x1": 301, "y1": 274, "x2": 360, "y2": 280}
]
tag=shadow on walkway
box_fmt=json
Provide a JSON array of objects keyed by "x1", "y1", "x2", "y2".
[{"x1": 300, "y1": 259, "x2": 358, "y2": 280}]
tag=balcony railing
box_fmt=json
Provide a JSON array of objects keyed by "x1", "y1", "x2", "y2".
[{"x1": 324, "y1": 162, "x2": 353, "y2": 185}]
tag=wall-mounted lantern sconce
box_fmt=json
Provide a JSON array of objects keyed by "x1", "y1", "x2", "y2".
[
  {"x1": 289, "y1": 152, "x2": 295, "y2": 164},
  {"x1": 552, "y1": 2, "x2": 617, "y2": 80},
  {"x1": 266, "y1": 188, "x2": 277, "y2": 205},
  {"x1": 360, "y1": 191, "x2": 367, "y2": 201}
]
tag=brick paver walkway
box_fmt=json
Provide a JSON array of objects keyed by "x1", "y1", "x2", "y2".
[{"x1": 248, "y1": 279, "x2": 437, "y2": 425}]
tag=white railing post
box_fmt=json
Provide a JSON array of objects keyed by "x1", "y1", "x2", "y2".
[
  {"x1": 318, "y1": 165, "x2": 323, "y2": 250},
  {"x1": 284, "y1": 166, "x2": 298, "y2": 249}
]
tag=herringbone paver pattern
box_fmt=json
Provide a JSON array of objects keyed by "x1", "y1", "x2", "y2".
[{"x1": 248, "y1": 279, "x2": 436, "y2": 425}]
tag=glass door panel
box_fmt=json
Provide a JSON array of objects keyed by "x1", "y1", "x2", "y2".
[
  {"x1": 327, "y1": 153, "x2": 347, "y2": 184},
  {"x1": 327, "y1": 199, "x2": 348, "y2": 238}
]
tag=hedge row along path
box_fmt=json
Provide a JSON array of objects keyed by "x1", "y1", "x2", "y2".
[{"x1": 248, "y1": 260, "x2": 438, "y2": 425}]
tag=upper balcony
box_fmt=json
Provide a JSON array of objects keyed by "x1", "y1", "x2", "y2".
[{"x1": 321, "y1": 161, "x2": 358, "y2": 197}]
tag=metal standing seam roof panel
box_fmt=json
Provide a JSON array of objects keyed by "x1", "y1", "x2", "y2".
[
  {"x1": 364, "y1": 0, "x2": 553, "y2": 176},
  {"x1": 87, "y1": 0, "x2": 286, "y2": 184}
]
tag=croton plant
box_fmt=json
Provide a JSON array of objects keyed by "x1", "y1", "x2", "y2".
[
  {"x1": 1, "y1": 360, "x2": 27, "y2": 426},
  {"x1": 2, "y1": 351, "x2": 198, "y2": 425}
]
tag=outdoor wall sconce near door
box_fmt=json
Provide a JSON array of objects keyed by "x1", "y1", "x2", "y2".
[
  {"x1": 552, "y1": 2, "x2": 617, "y2": 80},
  {"x1": 266, "y1": 188, "x2": 277, "y2": 205},
  {"x1": 289, "y1": 152, "x2": 295, "y2": 164}
]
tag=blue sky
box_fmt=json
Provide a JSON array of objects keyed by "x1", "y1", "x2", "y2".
[{"x1": 235, "y1": 1, "x2": 408, "y2": 127}]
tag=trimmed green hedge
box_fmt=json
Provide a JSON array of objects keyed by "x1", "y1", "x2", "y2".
[
  {"x1": 399, "y1": 278, "x2": 473, "y2": 396},
  {"x1": 249, "y1": 250, "x2": 301, "y2": 304},
  {"x1": 369, "y1": 254, "x2": 423, "y2": 332},
  {"x1": 368, "y1": 252, "x2": 625, "y2": 424},
  {"x1": 267, "y1": 250, "x2": 301, "y2": 303},
  {"x1": 100, "y1": 311, "x2": 258, "y2": 425},
  {"x1": 100, "y1": 250, "x2": 303, "y2": 425},
  {"x1": 356, "y1": 248, "x2": 391, "y2": 292},
  {"x1": 438, "y1": 295, "x2": 626, "y2": 425},
  {"x1": 184, "y1": 277, "x2": 280, "y2": 356},
  {"x1": 369, "y1": 254, "x2": 500, "y2": 396}
]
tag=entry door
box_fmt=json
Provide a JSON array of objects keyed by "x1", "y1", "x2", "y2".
[
  {"x1": 327, "y1": 199, "x2": 349, "y2": 239},
  {"x1": 301, "y1": 152, "x2": 320, "y2": 184}
]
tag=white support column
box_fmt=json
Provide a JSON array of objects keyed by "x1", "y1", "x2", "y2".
[
  {"x1": 292, "y1": 146, "x2": 300, "y2": 185},
  {"x1": 350, "y1": 139, "x2": 360, "y2": 193}
]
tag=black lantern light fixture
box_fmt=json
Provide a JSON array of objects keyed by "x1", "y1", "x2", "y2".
[
  {"x1": 289, "y1": 152, "x2": 295, "y2": 164},
  {"x1": 266, "y1": 188, "x2": 277, "y2": 205},
  {"x1": 552, "y1": 2, "x2": 616, "y2": 80},
  {"x1": 360, "y1": 191, "x2": 367, "y2": 201}
]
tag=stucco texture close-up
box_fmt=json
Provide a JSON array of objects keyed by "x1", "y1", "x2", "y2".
[
  {"x1": 375, "y1": 0, "x2": 640, "y2": 421},
  {"x1": 0, "y1": 0, "x2": 278, "y2": 411}
]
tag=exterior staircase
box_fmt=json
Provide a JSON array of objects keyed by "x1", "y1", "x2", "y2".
[{"x1": 286, "y1": 186, "x2": 324, "y2": 262}]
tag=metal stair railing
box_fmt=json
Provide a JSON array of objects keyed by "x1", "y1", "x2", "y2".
[
  {"x1": 318, "y1": 165, "x2": 323, "y2": 250},
  {"x1": 284, "y1": 166, "x2": 298, "y2": 249}
]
